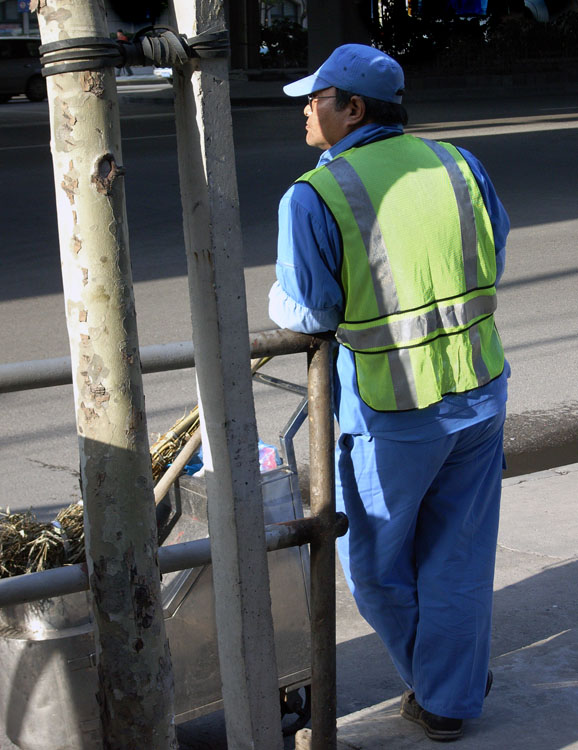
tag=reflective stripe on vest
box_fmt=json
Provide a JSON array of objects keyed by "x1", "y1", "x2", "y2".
[
  {"x1": 297, "y1": 135, "x2": 505, "y2": 411},
  {"x1": 420, "y1": 138, "x2": 479, "y2": 292},
  {"x1": 324, "y1": 155, "x2": 400, "y2": 316},
  {"x1": 336, "y1": 289, "x2": 497, "y2": 351}
]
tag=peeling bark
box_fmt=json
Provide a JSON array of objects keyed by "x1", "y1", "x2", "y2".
[
  {"x1": 92, "y1": 153, "x2": 125, "y2": 195},
  {"x1": 61, "y1": 160, "x2": 79, "y2": 203},
  {"x1": 81, "y1": 70, "x2": 106, "y2": 97},
  {"x1": 55, "y1": 100, "x2": 78, "y2": 151}
]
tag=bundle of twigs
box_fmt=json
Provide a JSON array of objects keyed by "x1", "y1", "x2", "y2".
[
  {"x1": 0, "y1": 503, "x2": 85, "y2": 578},
  {"x1": 0, "y1": 405, "x2": 205, "y2": 578},
  {"x1": 150, "y1": 406, "x2": 200, "y2": 481},
  {"x1": 0, "y1": 357, "x2": 272, "y2": 578},
  {"x1": 0, "y1": 403, "x2": 200, "y2": 577},
  {"x1": 149, "y1": 356, "x2": 270, "y2": 482}
]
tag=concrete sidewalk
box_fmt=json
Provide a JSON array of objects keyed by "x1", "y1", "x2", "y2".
[{"x1": 321, "y1": 462, "x2": 578, "y2": 749}]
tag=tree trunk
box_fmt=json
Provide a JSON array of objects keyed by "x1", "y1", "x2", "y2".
[{"x1": 33, "y1": 1, "x2": 176, "y2": 747}]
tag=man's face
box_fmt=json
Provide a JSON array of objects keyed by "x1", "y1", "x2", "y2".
[{"x1": 303, "y1": 87, "x2": 353, "y2": 150}]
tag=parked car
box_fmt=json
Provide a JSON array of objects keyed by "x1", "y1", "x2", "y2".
[
  {"x1": 153, "y1": 66, "x2": 173, "y2": 82},
  {"x1": 0, "y1": 36, "x2": 46, "y2": 103}
]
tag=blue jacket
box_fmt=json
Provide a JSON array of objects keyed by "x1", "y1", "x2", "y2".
[{"x1": 269, "y1": 123, "x2": 510, "y2": 440}]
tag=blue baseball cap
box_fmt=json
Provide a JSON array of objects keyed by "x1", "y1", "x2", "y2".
[{"x1": 283, "y1": 44, "x2": 405, "y2": 104}]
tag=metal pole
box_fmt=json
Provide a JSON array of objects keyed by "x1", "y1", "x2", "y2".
[
  {"x1": 169, "y1": 1, "x2": 283, "y2": 747},
  {"x1": 0, "y1": 514, "x2": 349, "y2": 608},
  {"x1": 305, "y1": 340, "x2": 337, "y2": 750},
  {"x1": 0, "y1": 329, "x2": 316, "y2": 393},
  {"x1": 34, "y1": 2, "x2": 176, "y2": 747}
]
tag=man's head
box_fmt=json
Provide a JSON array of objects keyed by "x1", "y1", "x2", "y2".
[{"x1": 283, "y1": 45, "x2": 406, "y2": 150}]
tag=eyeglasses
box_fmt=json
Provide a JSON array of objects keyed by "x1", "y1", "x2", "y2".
[{"x1": 306, "y1": 94, "x2": 338, "y2": 106}]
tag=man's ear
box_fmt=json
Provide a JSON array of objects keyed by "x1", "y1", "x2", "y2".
[{"x1": 348, "y1": 95, "x2": 367, "y2": 126}]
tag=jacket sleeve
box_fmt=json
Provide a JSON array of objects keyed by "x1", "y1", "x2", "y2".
[
  {"x1": 268, "y1": 182, "x2": 344, "y2": 334},
  {"x1": 458, "y1": 147, "x2": 510, "y2": 285}
]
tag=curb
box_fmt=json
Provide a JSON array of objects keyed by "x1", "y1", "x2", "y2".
[{"x1": 502, "y1": 461, "x2": 578, "y2": 488}]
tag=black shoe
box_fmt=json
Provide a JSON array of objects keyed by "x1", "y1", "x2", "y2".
[{"x1": 400, "y1": 691, "x2": 463, "y2": 742}]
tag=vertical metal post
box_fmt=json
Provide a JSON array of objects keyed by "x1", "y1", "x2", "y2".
[
  {"x1": 307, "y1": 340, "x2": 337, "y2": 749},
  {"x1": 169, "y1": 1, "x2": 283, "y2": 748}
]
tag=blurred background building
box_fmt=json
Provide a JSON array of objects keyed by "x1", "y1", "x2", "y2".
[{"x1": 1, "y1": 0, "x2": 576, "y2": 76}]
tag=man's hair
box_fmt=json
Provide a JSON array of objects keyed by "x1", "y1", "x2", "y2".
[{"x1": 334, "y1": 87, "x2": 408, "y2": 127}]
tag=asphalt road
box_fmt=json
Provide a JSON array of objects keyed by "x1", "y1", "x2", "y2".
[{"x1": 1, "y1": 86, "x2": 578, "y2": 520}]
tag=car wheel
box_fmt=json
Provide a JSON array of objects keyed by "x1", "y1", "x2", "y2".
[{"x1": 25, "y1": 75, "x2": 47, "y2": 102}]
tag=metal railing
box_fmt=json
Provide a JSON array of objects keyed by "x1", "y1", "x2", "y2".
[
  {"x1": 0, "y1": 329, "x2": 346, "y2": 750},
  {"x1": 0, "y1": 329, "x2": 316, "y2": 393}
]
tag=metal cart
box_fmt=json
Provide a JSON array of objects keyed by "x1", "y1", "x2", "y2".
[{"x1": 0, "y1": 395, "x2": 311, "y2": 750}]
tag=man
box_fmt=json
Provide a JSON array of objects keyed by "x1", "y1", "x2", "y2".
[{"x1": 269, "y1": 44, "x2": 510, "y2": 742}]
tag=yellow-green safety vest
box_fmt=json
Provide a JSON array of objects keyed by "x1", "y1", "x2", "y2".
[{"x1": 297, "y1": 134, "x2": 505, "y2": 411}]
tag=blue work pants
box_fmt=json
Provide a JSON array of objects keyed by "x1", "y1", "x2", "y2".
[{"x1": 335, "y1": 409, "x2": 506, "y2": 719}]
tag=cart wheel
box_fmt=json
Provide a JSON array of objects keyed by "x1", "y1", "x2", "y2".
[{"x1": 280, "y1": 684, "x2": 311, "y2": 736}]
